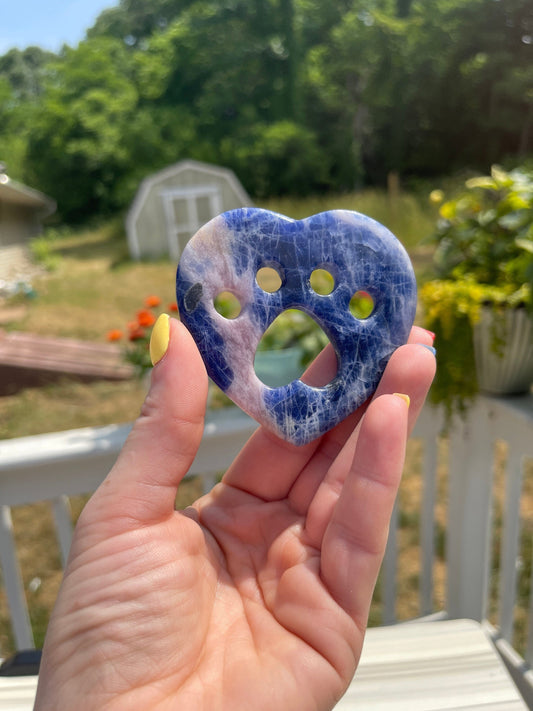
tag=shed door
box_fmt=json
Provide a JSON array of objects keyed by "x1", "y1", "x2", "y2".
[{"x1": 160, "y1": 186, "x2": 222, "y2": 260}]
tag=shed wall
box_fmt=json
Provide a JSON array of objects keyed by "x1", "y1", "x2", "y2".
[{"x1": 131, "y1": 164, "x2": 251, "y2": 260}]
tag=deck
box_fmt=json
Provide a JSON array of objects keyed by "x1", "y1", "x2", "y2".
[{"x1": 0, "y1": 331, "x2": 133, "y2": 394}]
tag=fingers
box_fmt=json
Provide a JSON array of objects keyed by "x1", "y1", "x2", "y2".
[
  {"x1": 375, "y1": 341, "x2": 436, "y2": 436},
  {"x1": 300, "y1": 342, "x2": 436, "y2": 540},
  {"x1": 89, "y1": 317, "x2": 208, "y2": 526},
  {"x1": 222, "y1": 332, "x2": 347, "y2": 501},
  {"x1": 408, "y1": 325, "x2": 435, "y2": 347},
  {"x1": 320, "y1": 393, "x2": 409, "y2": 628},
  {"x1": 223, "y1": 327, "x2": 435, "y2": 501}
]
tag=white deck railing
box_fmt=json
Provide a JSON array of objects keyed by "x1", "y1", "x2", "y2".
[{"x1": 1, "y1": 396, "x2": 532, "y2": 704}]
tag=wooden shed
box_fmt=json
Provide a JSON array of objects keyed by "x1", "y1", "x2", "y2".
[
  {"x1": 0, "y1": 168, "x2": 56, "y2": 248},
  {"x1": 126, "y1": 159, "x2": 252, "y2": 261}
]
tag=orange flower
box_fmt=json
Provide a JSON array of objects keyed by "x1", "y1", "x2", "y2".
[
  {"x1": 128, "y1": 326, "x2": 146, "y2": 341},
  {"x1": 145, "y1": 295, "x2": 161, "y2": 308},
  {"x1": 137, "y1": 309, "x2": 157, "y2": 327},
  {"x1": 106, "y1": 329, "x2": 123, "y2": 341},
  {"x1": 168, "y1": 302, "x2": 179, "y2": 312}
]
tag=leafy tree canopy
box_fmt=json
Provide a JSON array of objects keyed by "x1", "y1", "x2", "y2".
[{"x1": 0, "y1": 0, "x2": 530, "y2": 222}]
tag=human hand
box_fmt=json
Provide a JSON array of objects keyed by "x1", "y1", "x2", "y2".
[{"x1": 35, "y1": 317, "x2": 435, "y2": 711}]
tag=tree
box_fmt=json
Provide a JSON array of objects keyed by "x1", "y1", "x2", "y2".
[
  {"x1": 0, "y1": 47, "x2": 56, "y2": 180},
  {"x1": 1, "y1": 0, "x2": 529, "y2": 220},
  {"x1": 88, "y1": 0, "x2": 199, "y2": 46},
  {"x1": 0, "y1": 46, "x2": 56, "y2": 100},
  {"x1": 25, "y1": 38, "x2": 146, "y2": 219},
  {"x1": 306, "y1": 0, "x2": 533, "y2": 186}
]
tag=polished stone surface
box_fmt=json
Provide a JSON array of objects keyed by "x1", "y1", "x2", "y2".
[{"x1": 176, "y1": 208, "x2": 417, "y2": 445}]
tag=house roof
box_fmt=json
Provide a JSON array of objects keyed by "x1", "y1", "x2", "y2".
[{"x1": 0, "y1": 173, "x2": 56, "y2": 217}]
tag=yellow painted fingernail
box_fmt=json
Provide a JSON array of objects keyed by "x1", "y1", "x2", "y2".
[
  {"x1": 150, "y1": 314, "x2": 170, "y2": 366},
  {"x1": 393, "y1": 393, "x2": 410, "y2": 408}
]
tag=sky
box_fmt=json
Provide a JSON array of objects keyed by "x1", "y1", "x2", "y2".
[{"x1": 0, "y1": 0, "x2": 117, "y2": 55}]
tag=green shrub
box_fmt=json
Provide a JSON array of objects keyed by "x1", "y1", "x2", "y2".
[
  {"x1": 421, "y1": 165, "x2": 533, "y2": 416},
  {"x1": 30, "y1": 236, "x2": 61, "y2": 271},
  {"x1": 431, "y1": 165, "x2": 533, "y2": 296}
]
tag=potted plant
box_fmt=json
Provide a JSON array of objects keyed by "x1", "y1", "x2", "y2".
[
  {"x1": 254, "y1": 308, "x2": 330, "y2": 387},
  {"x1": 420, "y1": 165, "x2": 533, "y2": 414}
]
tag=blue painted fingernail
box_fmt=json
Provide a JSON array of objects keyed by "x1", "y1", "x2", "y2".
[{"x1": 417, "y1": 343, "x2": 436, "y2": 356}]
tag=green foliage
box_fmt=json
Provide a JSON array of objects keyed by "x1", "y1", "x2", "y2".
[
  {"x1": 29, "y1": 237, "x2": 61, "y2": 272},
  {"x1": 0, "y1": 0, "x2": 531, "y2": 220},
  {"x1": 0, "y1": 47, "x2": 55, "y2": 100},
  {"x1": 24, "y1": 38, "x2": 156, "y2": 220},
  {"x1": 87, "y1": 0, "x2": 199, "y2": 47},
  {"x1": 306, "y1": 0, "x2": 533, "y2": 182},
  {"x1": 223, "y1": 121, "x2": 329, "y2": 198},
  {"x1": 258, "y1": 310, "x2": 329, "y2": 367},
  {"x1": 421, "y1": 164, "x2": 533, "y2": 415},
  {"x1": 419, "y1": 278, "x2": 528, "y2": 416},
  {"x1": 432, "y1": 165, "x2": 533, "y2": 295},
  {"x1": 0, "y1": 48, "x2": 54, "y2": 180}
]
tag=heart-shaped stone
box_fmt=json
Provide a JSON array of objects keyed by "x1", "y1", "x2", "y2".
[{"x1": 176, "y1": 208, "x2": 416, "y2": 445}]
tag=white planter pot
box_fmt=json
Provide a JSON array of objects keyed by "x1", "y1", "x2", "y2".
[
  {"x1": 254, "y1": 347, "x2": 303, "y2": 388},
  {"x1": 473, "y1": 306, "x2": 533, "y2": 395}
]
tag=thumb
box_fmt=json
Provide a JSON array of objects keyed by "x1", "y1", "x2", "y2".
[{"x1": 93, "y1": 315, "x2": 208, "y2": 525}]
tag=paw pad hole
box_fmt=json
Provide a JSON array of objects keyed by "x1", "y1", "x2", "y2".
[
  {"x1": 310, "y1": 268, "x2": 335, "y2": 295},
  {"x1": 350, "y1": 290, "x2": 374, "y2": 319},
  {"x1": 254, "y1": 309, "x2": 335, "y2": 388},
  {"x1": 214, "y1": 291, "x2": 242, "y2": 319},
  {"x1": 256, "y1": 266, "x2": 283, "y2": 293}
]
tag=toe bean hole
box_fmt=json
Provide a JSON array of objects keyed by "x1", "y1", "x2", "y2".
[
  {"x1": 214, "y1": 291, "x2": 242, "y2": 319},
  {"x1": 310, "y1": 268, "x2": 335, "y2": 295},
  {"x1": 254, "y1": 309, "x2": 335, "y2": 388},
  {"x1": 256, "y1": 266, "x2": 283, "y2": 293},
  {"x1": 350, "y1": 290, "x2": 374, "y2": 319}
]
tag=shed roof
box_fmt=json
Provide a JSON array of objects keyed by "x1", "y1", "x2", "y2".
[
  {"x1": 127, "y1": 159, "x2": 250, "y2": 228},
  {"x1": 0, "y1": 174, "x2": 56, "y2": 217},
  {"x1": 126, "y1": 159, "x2": 252, "y2": 260}
]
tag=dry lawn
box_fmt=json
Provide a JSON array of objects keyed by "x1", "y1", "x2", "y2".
[{"x1": 5, "y1": 225, "x2": 177, "y2": 341}]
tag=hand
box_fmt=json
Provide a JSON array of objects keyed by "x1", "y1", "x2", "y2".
[{"x1": 35, "y1": 318, "x2": 435, "y2": 711}]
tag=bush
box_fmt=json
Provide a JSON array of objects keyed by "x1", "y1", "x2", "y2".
[
  {"x1": 431, "y1": 165, "x2": 533, "y2": 295},
  {"x1": 421, "y1": 165, "x2": 533, "y2": 416},
  {"x1": 222, "y1": 121, "x2": 330, "y2": 198}
]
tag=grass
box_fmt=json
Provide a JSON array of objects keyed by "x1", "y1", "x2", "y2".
[
  {"x1": 0, "y1": 188, "x2": 529, "y2": 661},
  {"x1": 3, "y1": 189, "x2": 436, "y2": 343},
  {"x1": 5, "y1": 221, "x2": 177, "y2": 341},
  {"x1": 0, "y1": 379, "x2": 147, "y2": 440},
  {"x1": 258, "y1": 188, "x2": 437, "y2": 250}
]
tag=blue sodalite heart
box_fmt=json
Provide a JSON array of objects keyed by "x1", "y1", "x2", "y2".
[{"x1": 176, "y1": 208, "x2": 416, "y2": 445}]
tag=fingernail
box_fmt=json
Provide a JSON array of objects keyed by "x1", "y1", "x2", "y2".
[
  {"x1": 393, "y1": 393, "x2": 410, "y2": 408},
  {"x1": 150, "y1": 314, "x2": 170, "y2": 366},
  {"x1": 417, "y1": 343, "x2": 437, "y2": 357},
  {"x1": 426, "y1": 330, "x2": 436, "y2": 341}
]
